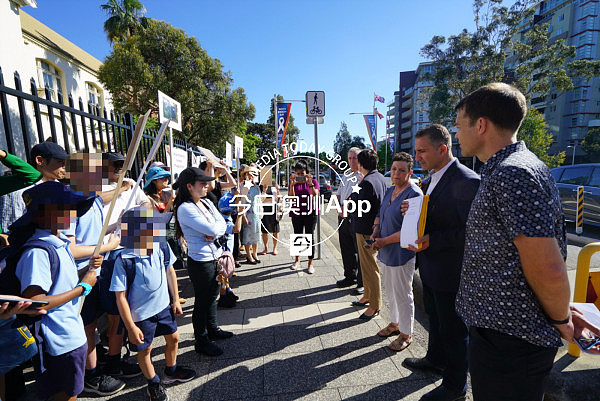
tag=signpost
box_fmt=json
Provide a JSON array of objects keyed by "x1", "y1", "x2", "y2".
[{"x1": 306, "y1": 91, "x2": 325, "y2": 259}]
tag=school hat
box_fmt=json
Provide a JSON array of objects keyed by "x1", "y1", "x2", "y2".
[
  {"x1": 149, "y1": 161, "x2": 170, "y2": 171},
  {"x1": 102, "y1": 152, "x2": 125, "y2": 162},
  {"x1": 172, "y1": 167, "x2": 214, "y2": 190},
  {"x1": 30, "y1": 142, "x2": 68, "y2": 161},
  {"x1": 119, "y1": 207, "x2": 172, "y2": 248},
  {"x1": 143, "y1": 167, "x2": 171, "y2": 189},
  {"x1": 9, "y1": 181, "x2": 95, "y2": 229}
]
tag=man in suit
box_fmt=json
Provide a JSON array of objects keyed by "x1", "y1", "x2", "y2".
[{"x1": 402, "y1": 124, "x2": 480, "y2": 401}]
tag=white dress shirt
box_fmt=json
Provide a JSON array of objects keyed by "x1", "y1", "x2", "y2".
[{"x1": 426, "y1": 159, "x2": 455, "y2": 195}]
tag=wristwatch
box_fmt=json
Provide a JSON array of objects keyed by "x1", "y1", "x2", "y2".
[{"x1": 76, "y1": 282, "x2": 92, "y2": 297}]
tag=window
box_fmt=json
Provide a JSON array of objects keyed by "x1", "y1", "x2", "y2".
[
  {"x1": 551, "y1": 168, "x2": 563, "y2": 182},
  {"x1": 86, "y1": 82, "x2": 103, "y2": 109},
  {"x1": 36, "y1": 60, "x2": 63, "y2": 102},
  {"x1": 572, "y1": 117, "x2": 578, "y2": 126},
  {"x1": 551, "y1": 93, "x2": 557, "y2": 99},
  {"x1": 589, "y1": 168, "x2": 600, "y2": 187},
  {"x1": 559, "y1": 14, "x2": 564, "y2": 22},
  {"x1": 559, "y1": 166, "x2": 592, "y2": 185}
]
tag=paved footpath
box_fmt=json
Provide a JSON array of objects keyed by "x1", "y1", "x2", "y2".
[{"x1": 20, "y1": 217, "x2": 599, "y2": 400}]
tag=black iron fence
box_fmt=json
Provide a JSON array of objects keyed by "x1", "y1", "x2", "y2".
[{"x1": 0, "y1": 65, "x2": 193, "y2": 181}]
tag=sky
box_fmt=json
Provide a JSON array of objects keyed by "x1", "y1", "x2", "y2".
[{"x1": 26, "y1": 0, "x2": 479, "y2": 154}]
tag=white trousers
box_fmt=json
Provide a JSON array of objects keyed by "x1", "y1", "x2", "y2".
[{"x1": 379, "y1": 258, "x2": 416, "y2": 335}]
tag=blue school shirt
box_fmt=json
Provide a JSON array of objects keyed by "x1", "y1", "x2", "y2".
[
  {"x1": 376, "y1": 184, "x2": 422, "y2": 266},
  {"x1": 63, "y1": 196, "x2": 104, "y2": 273},
  {"x1": 177, "y1": 200, "x2": 227, "y2": 262},
  {"x1": 109, "y1": 242, "x2": 176, "y2": 322},
  {"x1": 15, "y1": 229, "x2": 87, "y2": 356}
]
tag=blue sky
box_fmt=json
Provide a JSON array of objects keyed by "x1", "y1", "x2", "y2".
[{"x1": 26, "y1": 0, "x2": 478, "y2": 153}]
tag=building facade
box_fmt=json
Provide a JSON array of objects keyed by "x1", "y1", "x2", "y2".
[{"x1": 0, "y1": 0, "x2": 112, "y2": 159}]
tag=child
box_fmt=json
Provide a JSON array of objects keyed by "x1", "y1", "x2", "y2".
[
  {"x1": 110, "y1": 207, "x2": 195, "y2": 401},
  {"x1": 217, "y1": 192, "x2": 239, "y2": 308},
  {"x1": 12, "y1": 181, "x2": 101, "y2": 401}
]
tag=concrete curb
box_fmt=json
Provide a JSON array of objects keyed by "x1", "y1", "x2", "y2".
[{"x1": 567, "y1": 233, "x2": 599, "y2": 245}]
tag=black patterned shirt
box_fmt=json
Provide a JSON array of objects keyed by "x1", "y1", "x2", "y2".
[{"x1": 456, "y1": 141, "x2": 566, "y2": 348}]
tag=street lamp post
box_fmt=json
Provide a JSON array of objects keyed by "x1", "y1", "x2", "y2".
[{"x1": 568, "y1": 142, "x2": 577, "y2": 166}]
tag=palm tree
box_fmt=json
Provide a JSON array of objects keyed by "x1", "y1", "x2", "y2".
[{"x1": 101, "y1": 0, "x2": 146, "y2": 43}]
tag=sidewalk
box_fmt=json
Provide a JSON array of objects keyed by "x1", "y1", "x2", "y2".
[{"x1": 79, "y1": 218, "x2": 445, "y2": 401}]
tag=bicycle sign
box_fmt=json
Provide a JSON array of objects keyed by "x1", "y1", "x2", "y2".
[{"x1": 306, "y1": 91, "x2": 325, "y2": 117}]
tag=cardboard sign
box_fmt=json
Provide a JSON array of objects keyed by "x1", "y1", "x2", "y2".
[
  {"x1": 234, "y1": 135, "x2": 244, "y2": 159},
  {"x1": 260, "y1": 166, "x2": 273, "y2": 187},
  {"x1": 166, "y1": 145, "x2": 188, "y2": 176},
  {"x1": 225, "y1": 142, "x2": 232, "y2": 167},
  {"x1": 198, "y1": 147, "x2": 225, "y2": 168}
]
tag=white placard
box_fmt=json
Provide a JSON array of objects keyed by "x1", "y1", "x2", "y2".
[
  {"x1": 306, "y1": 91, "x2": 325, "y2": 117},
  {"x1": 166, "y1": 145, "x2": 188, "y2": 177},
  {"x1": 400, "y1": 196, "x2": 423, "y2": 248},
  {"x1": 225, "y1": 142, "x2": 232, "y2": 167},
  {"x1": 234, "y1": 135, "x2": 244, "y2": 159},
  {"x1": 158, "y1": 90, "x2": 182, "y2": 131}
]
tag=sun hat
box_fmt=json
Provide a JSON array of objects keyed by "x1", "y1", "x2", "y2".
[{"x1": 143, "y1": 167, "x2": 171, "y2": 189}]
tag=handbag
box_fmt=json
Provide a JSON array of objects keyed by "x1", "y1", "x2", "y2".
[{"x1": 0, "y1": 317, "x2": 38, "y2": 376}]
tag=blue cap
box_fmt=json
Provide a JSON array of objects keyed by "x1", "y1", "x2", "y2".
[
  {"x1": 119, "y1": 206, "x2": 172, "y2": 248},
  {"x1": 143, "y1": 167, "x2": 171, "y2": 189},
  {"x1": 9, "y1": 181, "x2": 95, "y2": 229},
  {"x1": 218, "y1": 192, "x2": 234, "y2": 214}
]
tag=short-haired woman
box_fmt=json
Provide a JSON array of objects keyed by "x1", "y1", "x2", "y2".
[
  {"x1": 370, "y1": 152, "x2": 422, "y2": 352},
  {"x1": 288, "y1": 161, "x2": 319, "y2": 273}
]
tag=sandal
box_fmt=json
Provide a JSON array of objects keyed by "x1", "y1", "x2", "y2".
[
  {"x1": 377, "y1": 324, "x2": 400, "y2": 338},
  {"x1": 259, "y1": 250, "x2": 268, "y2": 255},
  {"x1": 388, "y1": 335, "x2": 412, "y2": 352}
]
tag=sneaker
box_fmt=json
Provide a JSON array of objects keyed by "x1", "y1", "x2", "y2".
[
  {"x1": 290, "y1": 262, "x2": 300, "y2": 270},
  {"x1": 208, "y1": 328, "x2": 234, "y2": 341},
  {"x1": 147, "y1": 381, "x2": 168, "y2": 401},
  {"x1": 162, "y1": 365, "x2": 196, "y2": 385},
  {"x1": 195, "y1": 340, "x2": 223, "y2": 356},
  {"x1": 84, "y1": 374, "x2": 126, "y2": 396},
  {"x1": 217, "y1": 294, "x2": 236, "y2": 308},
  {"x1": 106, "y1": 359, "x2": 142, "y2": 379},
  {"x1": 307, "y1": 265, "x2": 315, "y2": 274}
]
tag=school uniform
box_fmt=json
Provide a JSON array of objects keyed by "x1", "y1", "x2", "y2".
[
  {"x1": 109, "y1": 242, "x2": 177, "y2": 351},
  {"x1": 15, "y1": 229, "x2": 87, "y2": 399}
]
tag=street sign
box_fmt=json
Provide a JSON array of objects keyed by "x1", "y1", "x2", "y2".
[
  {"x1": 306, "y1": 91, "x2": 325, "y2": 117},
  {"x1": 306, "y1": 117, "x2": 324, "y2": 124}
]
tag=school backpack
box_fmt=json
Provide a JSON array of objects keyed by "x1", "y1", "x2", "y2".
[{"x1": 0, "y1": 240, "x2": 60, "y2": 298}]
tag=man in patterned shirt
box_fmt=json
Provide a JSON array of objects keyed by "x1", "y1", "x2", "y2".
[{"x1": 455, "y1": 83, "x2": 574, "y2": 401}]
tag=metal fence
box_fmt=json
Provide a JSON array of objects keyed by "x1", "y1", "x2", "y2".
[{"x1": 0, "y1": 65, "x2": 192, "y2": 181}]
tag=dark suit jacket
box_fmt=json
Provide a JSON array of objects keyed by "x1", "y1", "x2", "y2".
[
  {"x1": 351, "y1": 170, "x2": 388, "y2": 235},
  {"x1": 417, "y1": 161, "x2": 480, "y2": 293}
]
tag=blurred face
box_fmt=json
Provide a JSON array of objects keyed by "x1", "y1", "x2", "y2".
[
  {"x1": 34, "y1": 204, "x2": 77, "y2": 231},
  {"x1": 294, "y1": 169, "x2": 306, "y2": 177},
  {"x1": 390, "y1": 161, "x2": 412, "y2": 187},
  {"x1": 103, "y1": 160, "x2": 124, "y2": 184},
  {"x1": 454, "y1": 108, "x2": 480, "y2": 158},
  {"x1": 414, "y1": 136, "x2": 446, "y2": 171},
  {"x1": 36, "y1": 157, "x2": 66, "y2": 181},
  {"x1": 188, "y1": 180, "x2": 210, "y2": 199},
  {"x1": 66, "y1": 153, "x2": 103, "y2": 193},
  {"x1": 347, "y1": 151, "x2": 359, "y2": 172}
]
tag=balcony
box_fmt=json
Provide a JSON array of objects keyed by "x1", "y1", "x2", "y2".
[
  {"x1": 401, "y1": 142, "x2": 412, "y2": 150},
  {"x1": 402, "y1": 109, "x2": 412, "y2": 119},
  {"x1": 387, "y1": 108, "x2": 396, "y2": 116},
  {"x1": 401, "y1": 120, "x2": 412, "y2": 129},
  {"x1": 387, "y1": 127, "x2": 395, "y2": 135},
  {"x1": 401, "y1": 131, "x2": 412, "y2": 140},
  {"x1": 402, "y1": 97, "x2": 413, "y2": 109}
]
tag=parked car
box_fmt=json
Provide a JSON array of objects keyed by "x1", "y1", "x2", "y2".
[
  {"x1": 318, "y1": 176, "x2": 332, "y2": 201},
  {"x1": 551, "y1": 164, "x2": 600, "y2": 227},
  {"x1": 384, "y1": 171, "x2": 420, "y2": 186}
]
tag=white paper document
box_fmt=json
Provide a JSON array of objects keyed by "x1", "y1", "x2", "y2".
[
  {"x1": 571, "y1": 302, "x2": 600, "y2": 355},
  {"x1": 400, "y1": 196, "x2": 423, "y2": 248}
]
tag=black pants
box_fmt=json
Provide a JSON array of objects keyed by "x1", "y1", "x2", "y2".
[
  {"x1": 233, "y1": 232, "x2": 240, "y2": 258},
  {"x1": 187, "y1": 258, "x2": 220, "y2": 342},
  {"x1": 469, "y1": 326, "x2": 557, "y2": 401},
  {"x1": 338, "y1": 216, "x2": 362, "y2": 286},
  {"x1": 423, "y1": 284, "x2": 468, "y2": 394},
  {"x1": 291, "y1": 214, "x2": 317, "y2": 260}
]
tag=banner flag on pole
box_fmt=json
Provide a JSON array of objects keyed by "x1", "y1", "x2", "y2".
[
  {"x1": 276, "y1": 103, "x2": 292, "y2": 147},
  {"x1": 389, "y1": 134, "x2": 395, "y2": 153},
  {"x1": 377, "y1": 111, "x2": 384, "y2": 119},
  {"x1": 363, "y1": 114, "x2": 377, "y2": 150},
  {"x1": 386, "y1": 116, "x2": 390, "y2": 129},
  {"x1": 374, "y1": 93, "x2": 385, "y2": 103}
]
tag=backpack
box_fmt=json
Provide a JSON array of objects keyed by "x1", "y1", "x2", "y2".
[
  {"x1": 0, "y1": 240, "x2": 60, "y2": 298},
  {"x1": 217, "y1": 250, "x2": 235, "y2": 278}
]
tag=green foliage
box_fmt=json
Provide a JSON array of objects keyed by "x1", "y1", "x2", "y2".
[
  {"x1": 581, "y1": 127, "x2": 600, "y2": 161},
  {"x1": 333, "y1": 122, "x2": 367, "y2": 158},
  {"x1": 376, "y1": 142, "x2": 392, "y2": 172},
  {"x1": 239, "y1": 132, "x2": 261, "y2": 164},
  {"x1": 98, "y1": 18, "x2": 255, "y2": 153},
  {"x1": 517, "y1": 109, "x2": 565, "y2": 168},
  {"x1": 101, "y1": 0, "x2": 146, "y2": 43},
  {"x1": 246, "y1": 122, "x2": 274, "y2": 159},
  {"x1": 420, "y1": 0, "x2": 587, "y2": 126}
]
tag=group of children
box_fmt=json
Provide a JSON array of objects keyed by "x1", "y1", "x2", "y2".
[{"x1": 2, "y1": 148, "x2": 198, "y2": 401}]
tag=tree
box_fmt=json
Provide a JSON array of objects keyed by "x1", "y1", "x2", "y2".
[
  {"x1": 101, "y1": 0, "x2": 146, "y2": 43},
  {"x1": 333, "y1": 122, "x2": 352, "y2": 157},
  {"x1": 420, "y1": 0, "x2": 582, "y2": 126},
  {"x1": 246, "y1": 122, "x2": 274, "y2": 160},
  {"x1": 239, "y1": 132, "x2": 261, "y2": 164},
  {"x1": 350, "y1": 136, "x2": 367, "y2": 151},
  {"x1": 581, "y1": 127, "x2": 600, "y2": 162},
  {"x1": 98, "y1": 19, "x2": 255, "y2": 154},
  {"x1": 376, "y1": 142, "x2": 392, "y2": 172},
  {"x1": 517, "y1": 109, "x2": 565, "y2": 168}
]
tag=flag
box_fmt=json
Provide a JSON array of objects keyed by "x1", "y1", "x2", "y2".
[
  {"x1": 377, "y1": 111, "x2": 384, "y2": 119},
  {"x1": 386, "y1": 117, "x2": 390, "y2": 129},
  {"x1": 374, "y1": 94, "x2": 385, "y2": 103},
  {"x1": 389, "y1": 135, "x2": 395, "y2": 154},
  {"x1": 363, "y1": 114, "x2": 377, "y2": 150},
  {"x1": 276, "y1": 103, "x2": 292, "y2": 147}
]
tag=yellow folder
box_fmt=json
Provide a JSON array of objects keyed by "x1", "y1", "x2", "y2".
[{"x1": 418, "y1": 195, "x2": 429, "y2": 247}]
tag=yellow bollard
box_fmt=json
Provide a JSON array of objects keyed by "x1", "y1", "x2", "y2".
[
  {"x1": 576, "y1": 186, "x2": 584, "y2": 235},
  {"x1": 568, "y1": 242, "x2": 600, "y2": 357}
]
